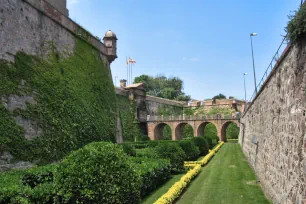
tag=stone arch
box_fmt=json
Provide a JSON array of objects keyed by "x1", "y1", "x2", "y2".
[
  {"x1": 221, "y1": 121, "x2": 240, "y2": 141},
  {"x1": 174, "y1": 122, "x2": 194, "y2": 140},
  {"x1": 154, "y1": 123, "x2": 172, "y2": 140},
  {"x1": 196, "y1": 122, "x2": 218, "y2": 137}
]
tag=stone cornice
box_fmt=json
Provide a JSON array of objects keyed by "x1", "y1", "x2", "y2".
[{"x1": 22, "y1": 0, "x2": 110, "y2": 57}]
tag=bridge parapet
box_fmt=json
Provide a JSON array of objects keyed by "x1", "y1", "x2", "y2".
[{"x1": 147, "y1": 114, "x2": 240, "y2": 122}]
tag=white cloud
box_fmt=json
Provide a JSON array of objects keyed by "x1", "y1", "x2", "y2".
[
  {"x1": 182, "y1": 57, "x2": 200, "y2": 61},
  {"x1": 67, "y1": 0, "x2": 80, "y2": 5},
  {"x1": 189, "y1": 57, "x2": 199, "y2": 61}
]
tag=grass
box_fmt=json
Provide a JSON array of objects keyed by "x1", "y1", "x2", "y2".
[
  {"x1": 141, "y1": 173, "x2": 185, "y2": 204},
  {"x1": 177, "y1": 143, "x2": 271, "y2": 204}
]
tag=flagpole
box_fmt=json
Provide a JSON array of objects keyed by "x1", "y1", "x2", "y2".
[
  {"x1": 131, "y1": 63, "x2": 133, "y2": 84},
  {"x1": 128, "y1": 57, "x2": 130, "y2": 85},
  {"x1": 126, "y1": 57, "x2": 128, "y2": 85},
  {"x1": 129, "y1": 57, "x2": 131, "y2": 85}
]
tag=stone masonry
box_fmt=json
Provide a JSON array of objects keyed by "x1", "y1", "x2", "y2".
[
  {"x1": 0, "y1": 0, "x2": 117, "y2": 171},
  {"x1": 239, "y1": 39, "x2": 306, "y2": 203},
  {"x1": 45, "y1": 0, "x2": 69, "y2": 16}
]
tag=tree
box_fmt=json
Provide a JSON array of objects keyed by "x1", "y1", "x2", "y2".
[
  {"x1": 134, "y1": 74, "x2": 191, "y2": 102},
  {"x1": 226, "y1": 123, "x2": 239, "y2": 139},
  {"x1": 212, "y1": 93, "x2": 226, "y2": 100}
]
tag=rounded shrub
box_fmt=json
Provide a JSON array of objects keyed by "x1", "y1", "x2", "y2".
[
  {"x1": 204, "y1": 137, "x2": 213, "y2": 149},
  {"x1": 121, "y1": 143, "x2": 136, "y2": 157},
  {"x1": 55, "y1": 142, "x2": 141, "y2": 204},
  {"x1": 192, "y1": 137, "x2": 209, "y2": 156},
  {"x1": 154, "y1": 142, "x2": 186, "y2": 172},
  {"x1": 136, "y1": 135, "x2": 150, "y2": 142},
  {"x1": 178, "y1": 140, "x2": 200, "y2": 161},
  {"x1": 141, "y1": 135, "x2": 150, "y2": 141}
]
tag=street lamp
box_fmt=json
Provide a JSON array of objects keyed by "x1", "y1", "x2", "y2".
[
  {"x1": 114, "y1": 76, "x2": 118, "y2": 87},
  {"x1": 243, "y1": 73, "x2": 248, "y2": 103},
  {"x1": 250, "y1": 32, "x2": 257, "y2": 93}
]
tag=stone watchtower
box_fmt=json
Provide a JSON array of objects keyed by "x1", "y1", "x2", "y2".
[
  {"x1": 103, "y1": 30, "x2": 118, "y2": 63},
  {"x1": 45, "y1": 0, "x2": 69, "y2": 16}
]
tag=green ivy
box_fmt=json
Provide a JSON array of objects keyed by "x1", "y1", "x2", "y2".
[
  {"x1": 0, "y1": 38, "x2": 117, "y2": 164},
  {"x1": 286, "y1": 3, "x2": 306, "y2": 43},
  {"x1": 184, "y1": 106, "x2": 235, "y2": 116},
  {"x1": 117, "y1": 95, "x2": 140, "y2": 142},
  {"x1": 156, "y1": 104, "x2": 183, "y2": 116}
]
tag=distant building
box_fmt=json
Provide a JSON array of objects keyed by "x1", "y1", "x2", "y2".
[{"x1": 188, "y1": 98, "x2": 244, "y2": 112}]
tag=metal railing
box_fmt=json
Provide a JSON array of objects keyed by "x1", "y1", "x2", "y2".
[
  {"x1": 247, "y1": 36, "x2": 289, "y2": 107},
  {"x1": 147, "y1": 114, "x2": 240, "y2": 122}
]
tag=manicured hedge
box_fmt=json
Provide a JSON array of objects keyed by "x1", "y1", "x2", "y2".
[
  {"x1": 121, "y1": 143, "x2": 137, "y2": 156},
  {"x1": 55, "y1": 142, "x2": 141, "y2": 204},
  {"x1": 136, "y1": 148, "x2": 159, "y2": 158},
  {"x1": 130, "y1": 157, "x2": 171, "y2": 198},
  {"x1": 0, "y1": 164, "x2": 58, "y2": 204},
  {"x1": 0, "y1": 138, "x2": 210, "y2": 203},
  {"x1": 154, "y1": 143, "x2": 186, "y2": 173},
  {"x1": 204, "y1": 137, "x2": 213, "y2": 149},
  {"x1": 124, "y1": 141, "x2": 149, "y2": 149},
  {"x1": 178, "y1": 140, "x2": 200, "y2": 161},
  {"x1": 192, "y1": 137, "x2": 209, "y2": 156}
]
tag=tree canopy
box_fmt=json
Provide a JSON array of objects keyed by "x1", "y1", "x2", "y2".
[
  {"x1": 134, "y1": 74, "x2": 191, "y2": 102},
  {"x1": 212, "y1": 93, "x2": 227, "y2": 100}
]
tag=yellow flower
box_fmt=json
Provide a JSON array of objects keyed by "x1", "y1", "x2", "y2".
[{"x1": 154, "y1": 142, "x2": 224, "y2": 204}]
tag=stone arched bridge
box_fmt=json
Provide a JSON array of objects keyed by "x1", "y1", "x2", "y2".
[{"x1": 147, "y1": 115, "x2": 239, "y2": 141}]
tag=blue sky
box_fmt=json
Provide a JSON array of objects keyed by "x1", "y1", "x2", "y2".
[{"x1": 67, "y1": 0, "x2": 301, "y2": 100}]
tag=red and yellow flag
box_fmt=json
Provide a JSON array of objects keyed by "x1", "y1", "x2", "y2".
[{"x1": 129, "y1": 58, "x2": 136, "y2": 64}]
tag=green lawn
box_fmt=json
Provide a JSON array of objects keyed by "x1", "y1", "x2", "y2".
[
  {"x1": 177, "y1": 143, "x2": 270, "y2": 204},
  {"x1": 141, "y1": 173, "x2": 184, "y2": 204}
]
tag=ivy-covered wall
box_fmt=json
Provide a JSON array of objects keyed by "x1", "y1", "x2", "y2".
[
  {"x1": 0, "y1": 39, "x2": 117, "y2": 164},
  {"x1": 156, "y1": 104, "x2": 183, "y2": 116},
  {"x1": 117, "y1": 95, "x2": 140, "y2": 142}
]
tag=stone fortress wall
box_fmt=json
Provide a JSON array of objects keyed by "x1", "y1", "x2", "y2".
[
  {"x1": 0, "y1": 0, "x2": 117, "y2": 171},
  {"x1": 45, "y1": 0, "x2": 69, "y2": 16},
  {"x1": 239, "y1": 39, "x2": 306, "y2": 203},
  {"x1": 188, "y1": 99, "x2": 244, "y2": 113}
]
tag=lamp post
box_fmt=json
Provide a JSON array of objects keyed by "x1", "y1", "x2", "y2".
[
  {"x1": 250, "y1": 33, "x2": 257, "y2": 93},
  {"x1": 243, "y1": 73, "x2": 248, "y2": 103},
  {"x1": 115, "y1": 76, "x2": 118, "y2": 87}
]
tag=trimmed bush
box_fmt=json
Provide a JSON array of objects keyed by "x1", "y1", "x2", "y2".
[
  {"x1": 137, "y1": 135, "x2": 150, "y2": 142},
  {"x1": 204, "y1": 137, "x2": 214, "y2": 149},
  {"x1": 27, "y1": 183, "x2": 58, "y2": 204},
  {"x1": 121, "y1": 143, "x2": 136, "y2": 157},
  {"x1": 147, "y1": 140, "x2": 175, "y2": 148},
  {"x1": 133, "y1": 143, "x2": 148, "y2": 149},
  {"x1": 0, "y1": 164, "x2": 58, "y2": 203},
  {"x1": 155, "y1": 143, "x2": 186, "y2": 172},
  {"x1": 22, "y1": 172, "x2": 53, "y2": 189},
  {"x1": 178, "y1": 140, "x2": 200, "y2": 161},
  {"x1": 136, "y1": 148, "x2": 159, "y2": 158},
  {"x1": 192, "y1": 137, "x2": 209, "y2": 156},
  {"x1": 55, "y1": 142, "x2": 141, "y2": 204},
  {"x1": 127, "y1": 141, "x2": 149, "y2": 149},
  {"x1": 130, "y1": 157, "x2": 171, "y2": 198}
]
